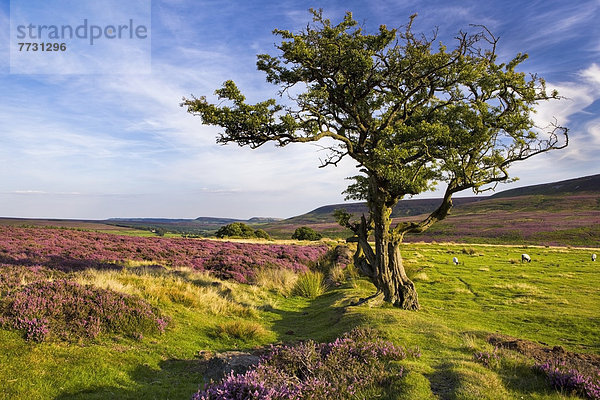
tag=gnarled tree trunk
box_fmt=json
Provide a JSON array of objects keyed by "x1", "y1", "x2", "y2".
[
  {"x1": 379, "y1": 241, "x2": 419, "y2": 309},
  {"x1": 353, "y1": 187, "x2": 420, "y2": 310},
  {"x1": 373, "y1": 202, "x2": 419, "y2": 310}
]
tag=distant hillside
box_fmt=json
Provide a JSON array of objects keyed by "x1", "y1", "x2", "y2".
[
  {"x1": 490, "y1": 174, "x2": 600, "y2": 198},
  {"x1": 282, "y1": 173, "x2": 600, "y2": 225},
  {"x1": 0, "y1": 218, "x2": 131, "y2": 231},
  {"x1": 194, "y1": 217, "x2": 244, "y2": 224},
  {"x1": 263, "y1": 174, "x2": 600, "y2": 246},
  {"x1": 247, "y1": 217, "x2": 283, "y2": 223},
  {"x1": 288, "y1": 197, "x2": 484, "y2": 224}
]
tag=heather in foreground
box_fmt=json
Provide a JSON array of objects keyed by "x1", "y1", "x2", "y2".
[
  {"x1": 193, "y1": 328, "x2": 419, "y2": 400},
  {"x1": 0, "y1": 279, "x2": 168, "y2": 342},
  {"x1": 535, "y1": 360, "x2": 600, "y2": 400}
]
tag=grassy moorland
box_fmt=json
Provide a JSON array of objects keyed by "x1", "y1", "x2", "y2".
[
  {"x1": 0, "y1": 227, "x2": 599, "y2": 399},
  {"x1": 262, "y1": 192, "x2": 600, "y2": 246},
  {"x1": 261, "y1": 175, "x2": 600, "y2": 244}
]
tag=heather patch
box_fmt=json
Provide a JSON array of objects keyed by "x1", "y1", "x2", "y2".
[
  {"x1": 193, "y1": 327, "x2": 420, "y2": 400},
  {"x1": 0, "y1": 226, "x2": 328, "y2": 283},
  {"x1": 0, "y1": 279, "x2": 169, "y2": 342},
  {"x1": 489, "y1": 333, "x2": 600, "y2": 398},
  {"x1": 534, "y1": 361, "x2": 600, "y2": 399}
]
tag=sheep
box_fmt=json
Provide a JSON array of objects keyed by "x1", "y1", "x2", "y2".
[
  {"x1": 452, "y1": 257, "x2": 459, "y2": 265},
  {"x1": 593, "y1": 253, "x2": 597, "y2": 262},
  {"x1": 521, "y1": 253, "x2": 531, "y2": 263}
]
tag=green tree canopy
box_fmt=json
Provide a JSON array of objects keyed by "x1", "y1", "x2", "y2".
[
  {"x1": 254, "y1": 228, "x2": 271, "y2": 240},
  {"x1": 184, "y1": 10, "x2": 567, "y2": 309},
  {"x1": 215, "y1": 222, "x2": 270, "y2": 240},
  {"x1": 292, "y1": 226, "x2": 323, "y2": 241}
]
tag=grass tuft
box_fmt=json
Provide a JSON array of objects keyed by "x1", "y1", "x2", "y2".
[
  {"x1": 293, "y1": 271, "x2": 327, "y2": 299},
  {"x1": 213, "y1": 320, "x2": 268, "y2": 341},
  {"x1": 254, "y1": 268, "x2": 298, "y2": 297},
  {"x1": 412, "y1": 272, "x2": 429, "y2": 282},
  {"x1": 462, "y1": 247, "x2": 477, "y2": 255},
  {"x1": 75, "y1": 268, "x2": 257, "y2": 318}
]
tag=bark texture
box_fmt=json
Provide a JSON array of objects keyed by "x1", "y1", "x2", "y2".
[{"x1": 352, "y1": 185, "x2": 420, "y2": 310}]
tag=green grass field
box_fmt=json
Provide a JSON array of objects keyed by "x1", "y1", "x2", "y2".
[{"x1": 1, "y1": 242, "x2": 598, "y2": 399}]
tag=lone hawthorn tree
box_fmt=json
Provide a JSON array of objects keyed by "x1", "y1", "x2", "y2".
[{"x1": 183, "y1": 10, "x2": 568, "y2": 309}]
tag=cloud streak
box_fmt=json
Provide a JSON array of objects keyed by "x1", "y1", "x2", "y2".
[{"x1": 0, "y1": 0, "x2": 599, "y2": 218}]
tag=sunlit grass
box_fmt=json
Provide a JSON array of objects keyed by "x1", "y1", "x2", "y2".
[
  {"x1": 74, "y1": 268, "x2": 257, "y2": 318},
  {"x1": 254, "y1": 267, "x2": 298, "y2": 297},
  {"x1": 1, "y1": 241, "x2": 599, "y2": 399}
]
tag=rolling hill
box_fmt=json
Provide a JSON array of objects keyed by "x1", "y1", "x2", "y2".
[
  {"x1": 262, "y1": 174, "x2": 600, "y2": 246},
  {"x1": 2, "y1": 174, "x2": 599, "y2": 246},
  {"x1": 489, "y1": 173, "x2": 600, "y2": 198}
]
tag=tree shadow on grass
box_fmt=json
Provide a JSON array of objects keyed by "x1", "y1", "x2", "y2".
[
  {"x1": 266, "y1": 287, "x2": 364, "y2": 344},
  {"x1": 426, "y1": 362, "x2": 461, "y2": 400},
  {"x1": 53, "y1": 358, "x2": 204, "y2": 400},
  {"x1": 495, "y1": 361, "x2": 559, "y2": 398}
]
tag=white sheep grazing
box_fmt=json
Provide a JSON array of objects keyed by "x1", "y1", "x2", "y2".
[
  {"x1": 593, "y1": 253, "x2": 597, "y2": 262},
  {"x1": 521, "y1": 253, "x2": 531, "y2": 263},
  {"x1": 452, "y1": 257, "x2": 459, "y2": 265}
]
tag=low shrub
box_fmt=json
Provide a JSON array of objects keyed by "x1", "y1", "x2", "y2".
[
  {"x1": 293, "y1": 271, "x2": 326, "y2": 299},
  {"x1": 292, "y1": 226, "x2": 322, "y2": 241},
  {"x1": 215, "y1": 222, "x2": 256, "y2": 238},
  {"x1": 0, "y1": 279, "x2": 169, "y2": 342},
  {"x1": 215, "y1": 223, "x2": 272, "y2": 240},
  {"x1": 534, "y1": 360, "x2": 600, "y2": 399},
  {"x1": 193, "y1": 327, "x2": 421, "y2": 400},
  {"x1": 254, "y1": 229, "x2": 271, "y2": 240}
]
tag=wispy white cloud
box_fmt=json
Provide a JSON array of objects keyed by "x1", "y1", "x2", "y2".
[
  {"x1": 1, "y1": 0, "x2": 600, "y2": 218},
  {"x1": 503, "y1": 62, "x2": 600, "y2": 187},
  {"x1": 523, "y1": 1, "x2": 599, "y2": 44},
  {"x1": 580, "y1": 63, "x2": 600, "y2": 86}
]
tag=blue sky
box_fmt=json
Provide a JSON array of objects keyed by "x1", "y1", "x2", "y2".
[{"x1": 1, "y1": 0, "x2": 599, "y2": 219}]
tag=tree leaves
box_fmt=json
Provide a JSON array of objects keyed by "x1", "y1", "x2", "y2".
[{"x1": 183, "y1": 8, "x2": 567, "y2": 234}]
